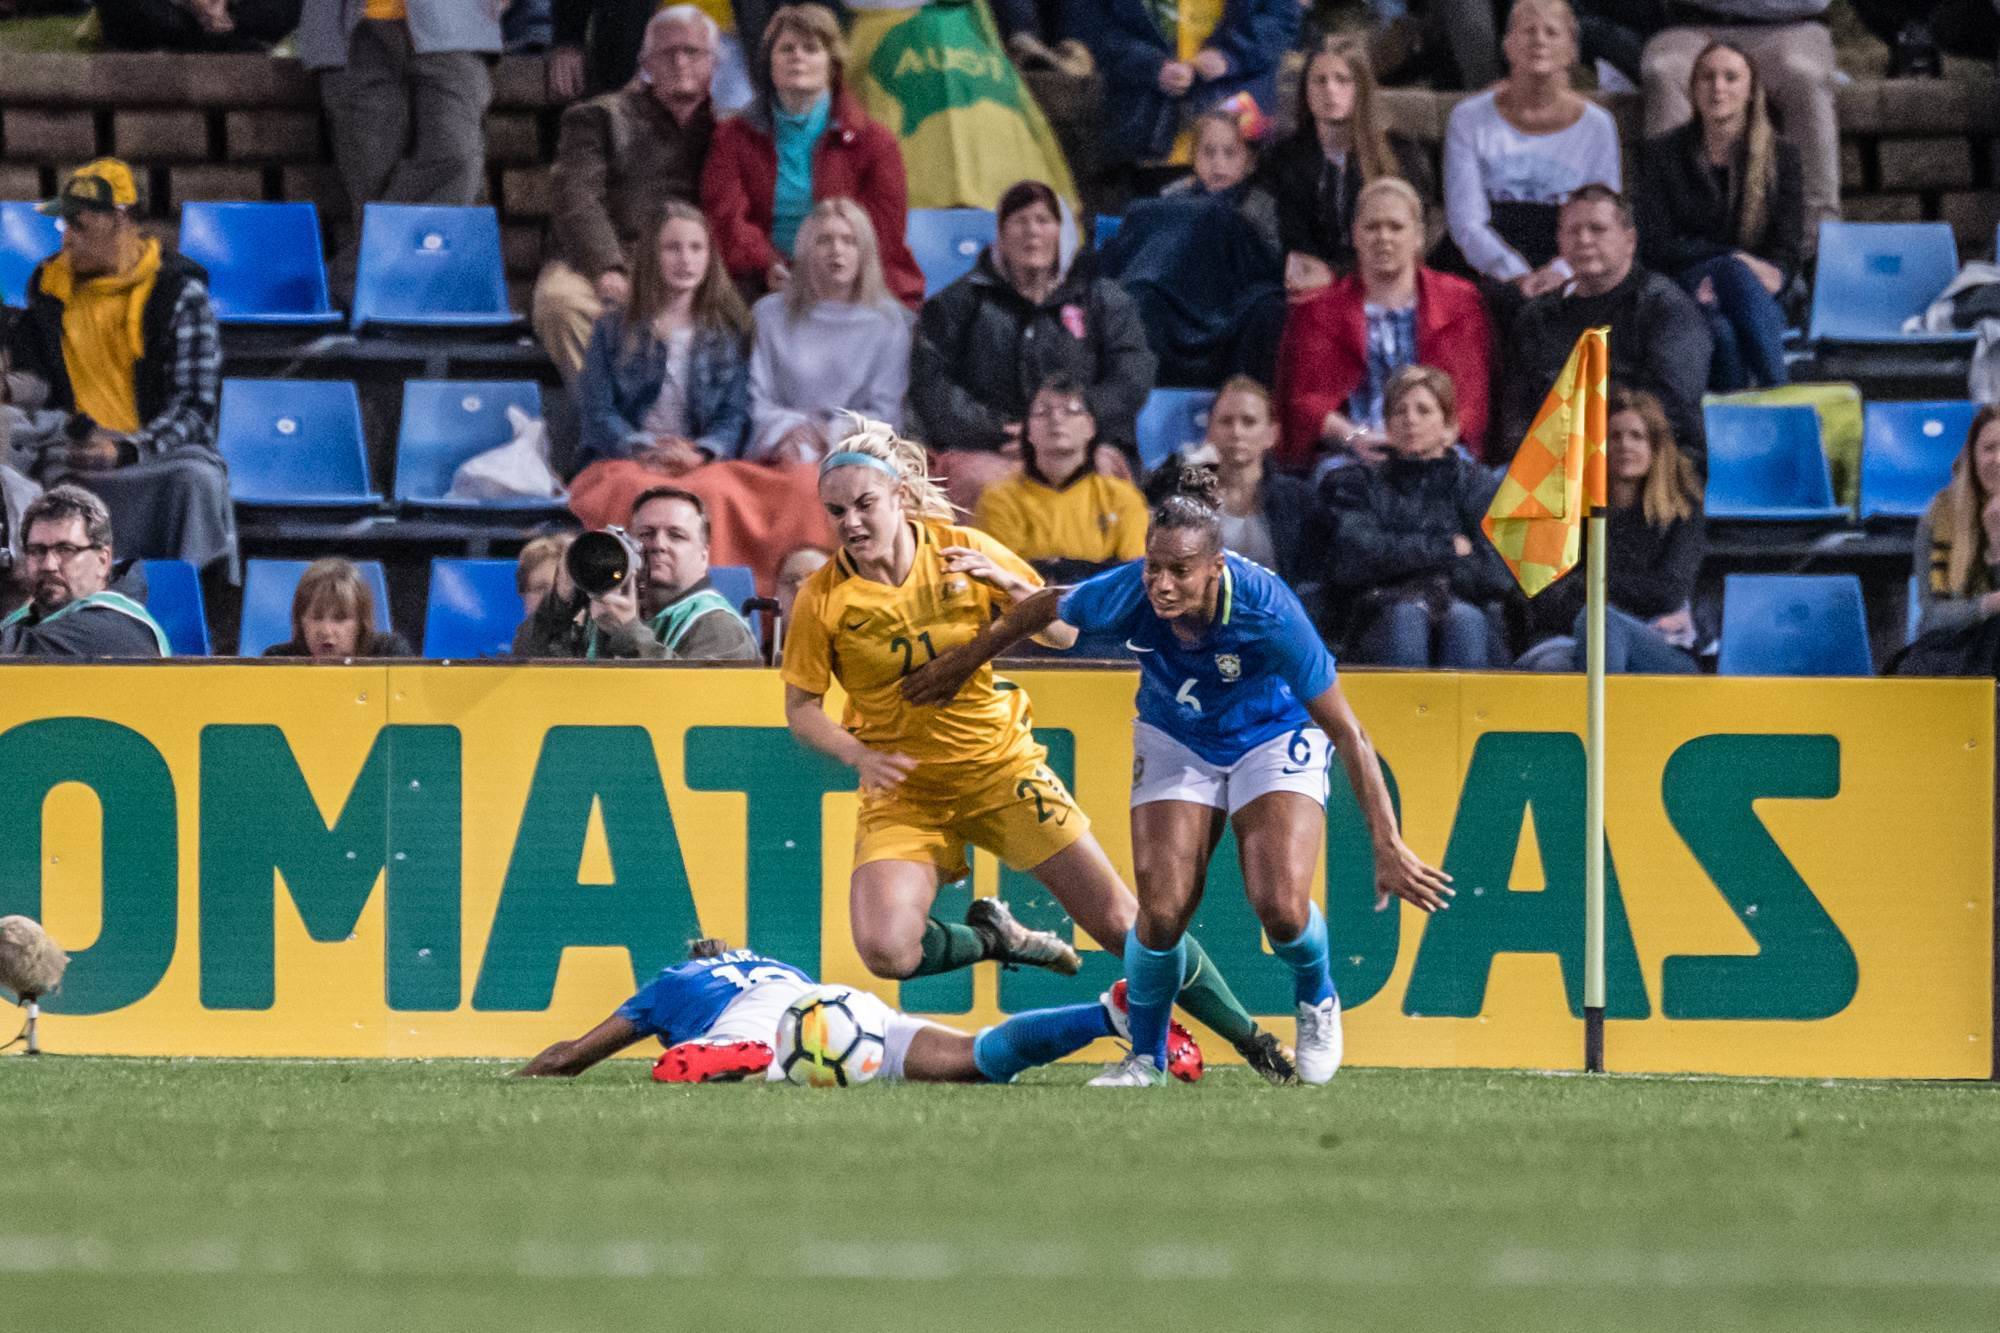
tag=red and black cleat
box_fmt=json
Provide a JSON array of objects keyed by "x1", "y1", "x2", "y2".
[
  {"x1": 652, "y1": 1040, "x2": 774, "y2": 1083},
  {"x1": 1106, "y1": 979, "x2": 1204, "y2": 1083}
]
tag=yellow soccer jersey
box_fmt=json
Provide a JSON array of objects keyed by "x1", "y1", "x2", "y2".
[
  {"x1": 972, "y1": 471, "x2": 1150, "y2": 568},
  {"x1": 782, "y1": 521, "x2": 1044, "y2": 778}
]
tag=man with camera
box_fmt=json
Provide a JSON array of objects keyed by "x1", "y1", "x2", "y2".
[{"x1": 519, "y1": 485, "x2": 759, "y2": 660}]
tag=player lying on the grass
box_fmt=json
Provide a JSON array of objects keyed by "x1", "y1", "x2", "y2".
[
  {"x1": 904, "y1": 467, "x2": 1455, "y2": 1087},
  {"x1": 517, "y1": 938, "x2": 1127, "y2": 1085},
  {"x1": 779, "y1": 415, "x2": 1296, "y2": 1083}
]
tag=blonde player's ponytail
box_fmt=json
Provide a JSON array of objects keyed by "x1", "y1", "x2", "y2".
[{"x1": 820, "y1": 414, "x2": 955, "y2": 522}]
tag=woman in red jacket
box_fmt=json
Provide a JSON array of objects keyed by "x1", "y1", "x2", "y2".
[
  {"x1": 1275, "y1": 178, "x2": 1494, "y2": 472},
  {"x1": 700, "y1": 4, "x2": 924, "y2": 310}
]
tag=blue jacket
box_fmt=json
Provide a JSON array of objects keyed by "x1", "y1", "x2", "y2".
[
  {"x1": 575, "y1": 311, "x2": 750, "y2": 469},
  {"x1": 1070, "y1": 0, "x2": 1298, "y2": 165},
  {"x1": 297, "y1": 0, "x2": 503, "y2": 70}
]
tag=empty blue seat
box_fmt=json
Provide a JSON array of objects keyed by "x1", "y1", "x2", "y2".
[
  {"x1": 423, "y1": 558, "x2": 523, "y2": 659},
  {"x1": 906, "y1": 208, "x2": 995, "y2": 297},
  {"x1": 239, "y1": 558, "x2": 390, "y2": 657},
  {"x1": 1093, "y1": 214, "x2": 1123, "y2": 249},
  {"x1": 351, "y1": 204, "x2": 516, "y2": 332},
  {"x1": 707, "y1": 563, "x2": 760, "y2": 641},
  {"x1": 179, "y1": 202, "x2": 337, "y2": 327},
  {"x1": 1808, "y1": 221, "x2": 1971, "y2": 344},
  {"x1": 1858, "y1": 399, "x2": 1976, "y2": 519},
  {"x1": 1704, "y1": 403, "x2": 1845, "y2": 521},
  {"x1": 217, "y1": 378, "x2": 379, "y2": 506},
  {"x1": 393, "y1": 379, "x2": 553, "y2": 508},
  {"x1": 1136, "y1": 388, "x2": 1215, "y2": 472},
  {"x1": 141, "y1": 559, "x2": 209, "y2": 657},
  {"x1": 1906, "y1": 573, "x2": 1923, "y2": 646},
  {"x1": 1718, "y1": 574, "x2": 1872, "y2": 676},
  {"x1": 0, "y1": 202, "x2": 60, "y2": 308}
]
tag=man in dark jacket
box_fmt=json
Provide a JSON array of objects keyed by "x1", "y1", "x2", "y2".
[
  {"x1": 2, "y1": 160, "x2": 235, "y2": 577},
  {"x1": 0, "y1": 484, "x2": 169, "y2": 658},
  {"x1": 1498, "y1": 185, "x2": 1713, "y2": 468},
  {"x1": 532, "y1": 5, "x2": 719, "y2": 382}
]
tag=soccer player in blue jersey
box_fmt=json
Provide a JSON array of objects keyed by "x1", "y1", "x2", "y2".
[
  {"x1": 517, "y1": 938, "x2": 1127, "y2": 1086},
  {"x1": 904, "y1": 469, "x2": 1453, "y2": 1085}
]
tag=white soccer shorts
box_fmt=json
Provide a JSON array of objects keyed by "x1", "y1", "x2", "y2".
[{"x1": 1129, "y1": 720, "x2": 1331, "y2": 816}]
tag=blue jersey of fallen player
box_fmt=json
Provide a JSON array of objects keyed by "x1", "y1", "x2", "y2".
[
  {"x1": 615, "y1": 950, "x2": 812, "y2": 1044},
  {"x1": 1057, "y1": 553, "x2": 1337, "y2": 766}
]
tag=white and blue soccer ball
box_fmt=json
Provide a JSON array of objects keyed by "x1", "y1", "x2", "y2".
[{"x1": 776, "y1": 985, "x2": 889, "y2": 1088}]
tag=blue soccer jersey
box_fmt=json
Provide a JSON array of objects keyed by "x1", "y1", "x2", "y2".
[
  {"x1": 1057, "y1": 554, "x2": 1338, "y2": 766},
  {"x1": 615, "y1": 950, "x2": 814, "y2": 1045}
]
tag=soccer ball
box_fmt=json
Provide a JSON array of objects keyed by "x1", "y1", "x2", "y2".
[{"x1": 776, "y1": 985, "x2": 888, "y2": 1088}]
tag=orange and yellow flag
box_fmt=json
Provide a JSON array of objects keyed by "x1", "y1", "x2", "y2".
[{"x1": 1480, "y1": 327, "x2": 1609, "y2": 596}]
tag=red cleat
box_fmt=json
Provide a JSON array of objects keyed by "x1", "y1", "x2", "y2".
[
  {"x1": 653, "y1": 1040, "x2": 774, "y2": 1083},
  {"x1": 1105, "y1": 980, "x2": 1204, "y2": 1083}
]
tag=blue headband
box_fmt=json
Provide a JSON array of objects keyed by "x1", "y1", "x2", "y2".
[{"x1": 820, "y1": 450, "x2": 902, "y2": 480}]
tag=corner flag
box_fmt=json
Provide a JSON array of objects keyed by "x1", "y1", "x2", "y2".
[{"x1": 1480, "y1": 327, "x2": 1610, "y2": 595}]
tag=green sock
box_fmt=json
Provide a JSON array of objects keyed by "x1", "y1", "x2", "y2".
[
  {"x1": 912, "y1": 917, "x2": 989, "y2": 976},
  {"x1": 1174, "y1": 936, "x2": 1258, "y2": 1046}
]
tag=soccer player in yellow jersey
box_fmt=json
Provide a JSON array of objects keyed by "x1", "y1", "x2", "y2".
[{"x1": 782, "y1": 417, "x2": 1296, "y2": 1082}]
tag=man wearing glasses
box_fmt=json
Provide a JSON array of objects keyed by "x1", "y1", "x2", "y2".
[{"x1": 0, "y1": 485, "x2": 169, "y2": 659}]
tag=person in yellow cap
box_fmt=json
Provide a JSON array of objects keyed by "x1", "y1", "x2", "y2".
[{"x1": 2, "y1": 159, "x2": 235, "y2": 578}]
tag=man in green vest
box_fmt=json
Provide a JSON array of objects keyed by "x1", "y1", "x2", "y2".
[{"x1": 0, "y1": 484, "x2": 170, "y2": 659}]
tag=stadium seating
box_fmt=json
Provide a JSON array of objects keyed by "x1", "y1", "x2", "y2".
[
  {"x1": 1136, "y1": 388, "x2": 1215, "y2": 472},
  {"x1": 1093, "y1": 214, "x2": 1122, "y2": 249},
  {"x1": 0, "y1": 201, "x2": 59, "y2": 308},
  {"x1": 351, "y1": 204, "x2": 517, "y2": 333},
  {"x1": 392, "y1": 379, "x2": 556, "y2": 509},
  {"x1": 178, "y1": 202, "x2": 337, "y2": 327},
  {"x1": 906, "y1": 208, "x2": 995, "y2": 297},
  {"x1": 217, "y1": 378, "x2": 381, "y2": 507},
  {"x1": 1906, "y1": 574, "x2": 1923, "y2": 645},
  {"x1": 709, "y1": 563, "x2": 759, "y2": 640},
  {"x1": 1703, "y1": 403, "x2": 1846, "y2": 521},
  {"x1": 141, "y1": 559, "x2": 210, "y2": 657},
  {"x1": 1858, "y1": 400, "x2": 1977, "y2": 520},
  {"x1": 1717, "y1": 574, "x2": 1873, "y2": 676},
  {"x1": 422, "y1": 559, "x2": 523, "y2": 659},
  {"x1": 238, "y1": 558, "x2": 391, "y2": 657},
  {"x1": 1807, "y1": 222, "x2": 1971, "y2": 344}
]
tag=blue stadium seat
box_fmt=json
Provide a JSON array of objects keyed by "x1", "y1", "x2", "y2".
[
  {"x1": 1093, "y1": 214, "x2": 1122, "y2": 249},
  {"x1": 351, "y1": 204, "x2": 516, "y2": 332},
  {"x1": 1136, "y1": 388, "x2": 1215, "y2": 472},
  {"x1": 239, "y1": 558, "x2": 390, "y2": 657},
  {"x1": 0, "y1": 201, "x2": 60, "y2": 308},
  {"x1": 1808, "y1": 221, "x2": 1971, "y2": 344},
  {"x1": 906, "y1": 208, "x2": 995, "y2": 297},
  {"x1": 423, "y1": 558, "x2": 523, "y2": 659},
  {"x1": 217, "y1": 378, "x2": 380, "y2": 506},
  {"x1": 1906, "y1": 573, "x2": 1922, "y2": 646},
  {"x1": 1703, "y1": 403, "x2": 1846, "y2": 521},
  {"x1": 1717, "y1": 574, "x2": 1872, "y2": 676},
  {"x1": 178, "y1": 202, "x2": 337, "y2": 327},
  {"x1": 1858, "y1": 400, "x2": 1976, "y2": 520},
  {"x1": 141, "y1": 559, "x2": 209, "y2": 657},
  {"x1": 393, "y1": 379, "x2": 555, "y2": 509},
  {"x1": 708, "y1": 563, "x2": 759, "y2": 640}
]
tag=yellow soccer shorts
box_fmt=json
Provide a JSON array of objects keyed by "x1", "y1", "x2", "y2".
[{"x1": 854, "y1": 758, "x2": 1090, "y2": 881}]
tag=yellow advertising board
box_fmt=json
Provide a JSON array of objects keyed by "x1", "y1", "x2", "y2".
[{"x1": 2, "y1": 665, "x2": 1990, "y2": 1079}]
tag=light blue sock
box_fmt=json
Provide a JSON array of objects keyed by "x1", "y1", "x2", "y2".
[
  {"x1": 1124, "y1": 931, "x2": 1186, "y2": 1068},
  {"x1": 973, "y1": 1003, "x2": 1117, "y2": 1083},
  {"x1": 1270, "y1": 903, "x2": 1338, "y2": 1007}
]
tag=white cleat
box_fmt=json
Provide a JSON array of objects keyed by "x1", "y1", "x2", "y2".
[
  {"x1": 1295, "y1": 996, "x2": 1343, "y2": 1085},
  {"x1": 1088, "y1": 1052, "x2": 1167, "y2": 1087}
]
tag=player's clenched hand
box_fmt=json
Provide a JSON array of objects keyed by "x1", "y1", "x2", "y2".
[
  {"x1": 901, "y1": 647, "x2": 979, "y2": 707},
  {"x1": 854, "y1": 748, "x2": 918, "y2": 792},
  {"x1": 1374, "y1": 840, "x2": 1454, "y2": 914}
]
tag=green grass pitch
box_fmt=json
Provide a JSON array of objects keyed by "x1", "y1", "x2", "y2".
[{"x1": 5, "y1": 1058, "x2": 2000, "y2": 1331}]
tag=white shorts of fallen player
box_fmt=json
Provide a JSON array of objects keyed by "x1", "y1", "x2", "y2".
[
  {"x1": 700, "y1": 979, "x2": 941, "y2": 1083},
  {"x1": 1129, "y1": 720, "x2": 1332, "y2": 816}
]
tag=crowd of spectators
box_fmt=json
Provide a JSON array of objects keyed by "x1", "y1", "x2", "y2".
[{"x1": 3, "y1": 0, "x2": 1994, "y2": 671}]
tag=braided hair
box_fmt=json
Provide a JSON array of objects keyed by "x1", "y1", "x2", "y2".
[{"x1": 819, "y1": 413, "x2": 955, "y2": 521}]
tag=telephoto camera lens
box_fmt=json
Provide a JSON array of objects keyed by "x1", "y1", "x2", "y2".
[{"x1": 565, "y1": 528, "x2": 641, "y2": 598}]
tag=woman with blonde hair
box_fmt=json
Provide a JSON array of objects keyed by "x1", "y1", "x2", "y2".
[
  {"x1": 1914, "y1": 405, "x2": 2000, "y2": 640},
  {"x1": 261, "y1": 558, "x2": 411, "y2": 659},
  {"x1": 1636, "y1": 40, "x2": 1804, "y2": 391},
  {"x1": 782, "y1": 415, "x2": 1291, "y2": 1081},
  {"x1": 746, "y1": 198, "x2": 914, "y2": 463},
  {"x1": 1262, "y1": 33, "x2": 1435, "y2": 294}
]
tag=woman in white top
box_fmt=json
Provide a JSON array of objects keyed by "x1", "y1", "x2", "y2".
[
  {"x1": 746, "y1": 197, "x2": 915, "y2": 463},
  {"x1": 1443, "y1": 0, "x2": 1620, "y2": 298}
]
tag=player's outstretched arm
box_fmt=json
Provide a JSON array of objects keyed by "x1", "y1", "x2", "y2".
[
  {"x1": 937, "y1": 546, "x2": 1077, "y2": 650},
  {"x1": 1304, "y1": 683, "x2": 1454, "y2": 914},
  {"x1": 783, "y1": 684, "x2": 917, "y2": 791},
  {"x1": 901, "y1": 586, "x2": 1069, "y2": 706},
  {"x1": 516, "y1": 1014, "x2": 642, "y2": 1077}
]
